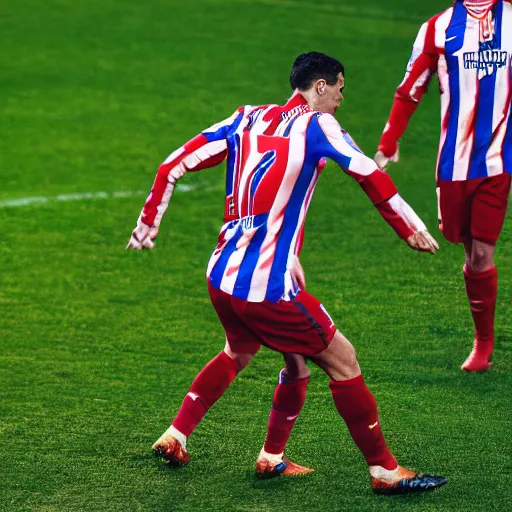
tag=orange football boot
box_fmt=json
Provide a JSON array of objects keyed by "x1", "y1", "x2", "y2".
[
  {"x1": 256, "y1": 457, "x2": 314, "y2": 478},
  {"x1": 152, "y1": 435, "x2": 190, "y2": 465}
]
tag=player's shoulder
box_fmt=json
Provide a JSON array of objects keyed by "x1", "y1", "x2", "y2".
[
  {"x1": 312, "y1": 113, "x2": 355, "y2": 141},
  {"x1": 412, "y1": 6, "x2": 454, "y2": 52},
  {"x1": 314, "y1": 112, "x2": 342, "y2": 131},
  {"x1": 424, "y1": 5, "x2": 455, "y2": 29}
]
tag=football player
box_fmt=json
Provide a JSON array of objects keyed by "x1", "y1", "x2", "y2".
[
  {"x1": 128, "y1": 52, "x2": 446, "y2": 494},
  {"x1": 375, "y1": 0, "x2": 512, "y2": 372}
]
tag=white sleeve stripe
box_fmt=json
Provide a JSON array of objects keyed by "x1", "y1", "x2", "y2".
[
  {"x1": 163, "y1": 147, "x2": 185, "y2": 165},
  {"x1": 388, "y1": 194, "x2": 426, "y2": 232},
  {"x1": 182, "y1": 140, "x2": 227, "y2": 170},
  {"x1": 153, "y1": 140, "x2": 227, "y2": 227},
  {"x1": 409, "y1": 69, "x2": 433, "y2": 102},
  {"x1": 153, "y1": 182, "x2": 175, "y2": 228}
]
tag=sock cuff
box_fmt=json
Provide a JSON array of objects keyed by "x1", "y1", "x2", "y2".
[
  {"x1": 329, "y1": 374, "x2": 364, "y2": 391},
  {"x1": 463, "y1": 265, "x2": 497, "y2": 280}
]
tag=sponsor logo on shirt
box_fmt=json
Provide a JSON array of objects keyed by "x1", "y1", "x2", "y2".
[{"x1": 463, "y1": 41, "x2": 508, "y2": 79}]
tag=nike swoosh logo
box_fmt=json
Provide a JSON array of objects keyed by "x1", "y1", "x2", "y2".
[
  {"x1": 187, "y1": 392, "x2": 200, "y2": 401},
  {"x1": 369, "y1": 421, "x2": 379, "y2": 430},
  {"x1": 446, "y1": 36, "x2": 457, "y2": 42},
  {"x1": 286, "y1": 414, "x2": 299, "y2": 421}
]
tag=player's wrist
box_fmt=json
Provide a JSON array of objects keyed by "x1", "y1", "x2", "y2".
[{"x1": 378, "y1": 141, "x2": 397, "y2": 159}]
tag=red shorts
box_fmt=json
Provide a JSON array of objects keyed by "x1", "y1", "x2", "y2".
[
  {"x1": 208, "y1": 282, "x2": 336, "y2": 356},
  {"x1": 437, "y1": 173, "x2": 511, "y2": 245}
]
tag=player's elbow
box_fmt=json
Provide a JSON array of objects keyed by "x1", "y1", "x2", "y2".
[
  {"x1": 158, "y1": 162, "x2": 186, "y2": 186},
  {"x1": 395, "y1": 87, "x2": 420, "y2": 104}
]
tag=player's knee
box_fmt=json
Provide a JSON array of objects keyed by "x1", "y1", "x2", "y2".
[
  {"x1": 223, "y1": 350, "x2": 254, "y2": 372},
  {"x1": 312, "y1": 334, "x2": 360, "y2": 381},
  {"x1": 235, "y1": 353, "x2": 254, "y2": 371},
  {"x1": 469, "y1": 246, "x2": 494, "y2": 272},
  {"x1": 283, "y1": 354, "x2": 310, "y2": 381},
  {"x1": 282, "y1": 365, "x2": 310, "y2": 382}
]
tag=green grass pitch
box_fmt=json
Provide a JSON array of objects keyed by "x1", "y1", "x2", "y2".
[{"x1": 1, "y1": 0, "x2": 511, "y2": 510}]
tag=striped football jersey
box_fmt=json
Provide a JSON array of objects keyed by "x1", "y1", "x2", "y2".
[
  {"x1": 379, "y1": 0, "x2": 512, "y2": 181},
  {"x1": 138, "y1": 93, "x2": 427, "y2": 303}
]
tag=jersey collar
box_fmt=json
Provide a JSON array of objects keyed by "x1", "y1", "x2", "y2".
[{"x1": 283, "y1": 91, "x2": 309, "y2": 110}]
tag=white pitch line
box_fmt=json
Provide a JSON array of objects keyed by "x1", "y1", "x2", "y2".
[{"x1": 0, "y1": 184, "x2": 197, "y2": 209}]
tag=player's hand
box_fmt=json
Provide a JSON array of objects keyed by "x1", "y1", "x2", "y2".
[
  {"x1": 126, "y1": 221, "x2": 158, "y2": 250},
  {"x1": 406, "y1": 230, "x2": 439, "y2": 254},
  {"x1": 290, "y1": 255, "x2": 306, "y2": 289},
  {"x1": 374, "y1": 148, "x2": 399, "y2": 170}
]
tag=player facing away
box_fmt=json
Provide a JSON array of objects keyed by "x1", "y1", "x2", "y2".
[
  {"x1": 127, "y1": 52, "x2": 447, "y2": 494},
  {"x1": 374, "y1": 0, "x2": 512, "y2": 372}
]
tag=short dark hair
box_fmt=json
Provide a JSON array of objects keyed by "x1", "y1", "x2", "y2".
[{"x1": 290, "y1": 52, "x2": 345, "y2": 91}]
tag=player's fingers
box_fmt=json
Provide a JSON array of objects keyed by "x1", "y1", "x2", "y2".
[
  {"x1": 373, "y1": 151, "x2": 388, "y2": 170},
  {"x1": 406, "y1": 234, "x2": 419, "y2": 250},
  {"x1": 418, "y1": 232, "x2": 437, "y2": 253},
  {"x1": 143, "y1": 238, "x2": 155, "y2": 250},
  {"x1": 416, "y1": 231, "x2": 438, "y2": 254},
  {"x1": 126, "y1": 238, "x2": 142, "y2": 250},
  {"x1": 426, "y1": 232, "x2": 440, "y2": 252},
  {"x1": 291, "y1": 267, "x2": 306, "y2": 289},
  {"x1": 297, "y1": 268, "x2": 306, "y2": 289},
  {"x1": 418, "y1": 233, "x2": 431, "y2": 251},
  {"x1": 421, "y1": 232, "x2": 439, "y2": 254}
]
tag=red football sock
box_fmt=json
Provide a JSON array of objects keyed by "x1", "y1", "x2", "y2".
[
  {"x1": 172, "y1": 351, "x2": 238, "y2": 437},
  {"x1": 330, "y1": 375, "x2": 397, "y2": 470},
  {"x1": 263, "y1": 370, "x2": 310, "y2": 455},
  {"x1": 462, "y1": 265, "x2": 497, "y2": 370}
]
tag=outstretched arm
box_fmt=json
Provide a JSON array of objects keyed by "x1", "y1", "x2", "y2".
[
  {"x1": 374, "y1": 20, "x2": 439, "y2": 169},
  {"x1": 316, "y1": 114, "x2": 438, "y2": 253},
  {"x1": 127, "y1": 108, "x2": 244, "y2": 250}
]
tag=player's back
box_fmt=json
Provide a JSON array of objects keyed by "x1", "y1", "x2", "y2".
[
  {"x1": 207, "y1": 94, "x2": 324, "y2": 303},
  {"x1": 431, "y1": 0, "x2": 512, "y2": 180}
]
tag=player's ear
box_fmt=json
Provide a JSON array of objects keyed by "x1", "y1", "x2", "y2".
[{"x1": 316, "y1": 79, "x2": 327, "y2": 95}]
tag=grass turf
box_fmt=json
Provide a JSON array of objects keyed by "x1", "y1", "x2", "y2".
[{"x1": 1, "y1": 0, "x2": 511, "y2": 510}]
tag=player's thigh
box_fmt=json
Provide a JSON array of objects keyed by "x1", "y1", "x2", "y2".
[
  {"x1": 235, "y1": 290, "x2": 337, "y2": 356},
  {"x1": 208, "y1": 282, "x2": 261, "y2": 355},
  {"x1": 471, "y1": 174, "x2": 511, "y2": 245},
  {"x1": 437, "y1": 179, "x2": 473, "y2": 244}
]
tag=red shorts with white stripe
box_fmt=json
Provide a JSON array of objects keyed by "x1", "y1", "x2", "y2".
[
  {"x1": 437, "y1": 173, "x2": 511, "y2": 246},
  {"x1": 208, "y1": 281, "x2": 336, "y2": 356}
]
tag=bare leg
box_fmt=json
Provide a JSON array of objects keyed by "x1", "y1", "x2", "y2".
[{"x1": 309, "y1": 330, "x2": 361, "y2": 381}]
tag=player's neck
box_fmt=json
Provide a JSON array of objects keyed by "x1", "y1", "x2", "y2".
[
  {"x1": 298, "y1": 88, "x2": 323, "y2": 112},
  {"x1": 463, "y1": 0, "x2": 498, "y2": 19}
]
